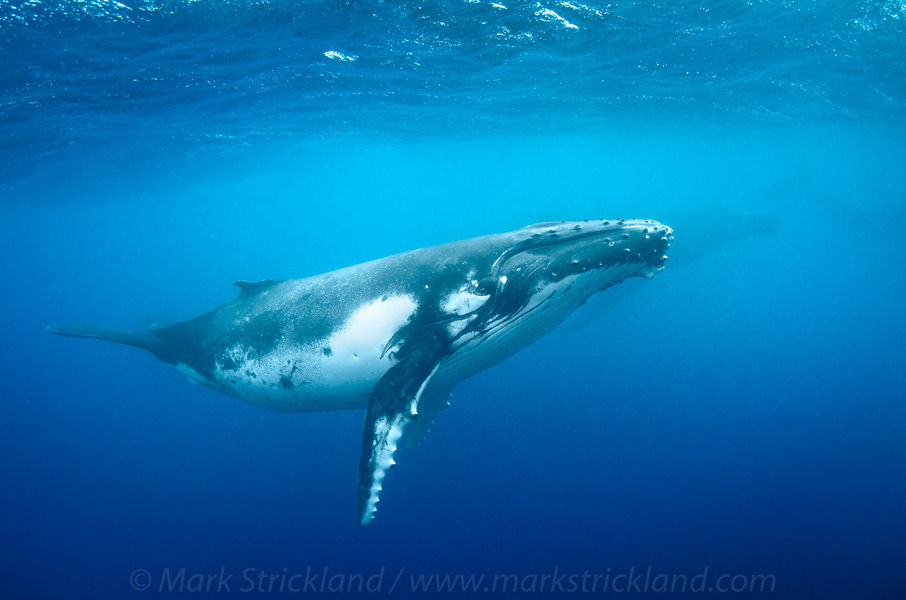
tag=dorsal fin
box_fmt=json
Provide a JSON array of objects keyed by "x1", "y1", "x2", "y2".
[{"x1": 233, "y1": 279, "x2": 280, "y2": 297}]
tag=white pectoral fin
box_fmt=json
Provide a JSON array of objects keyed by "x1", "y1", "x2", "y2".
[
  {"x1": 358, "y1": 411, "x2": 411, "y2": 526},
  {"x1": 358, "y1": 357, "x2": 441, "y2": 526}
]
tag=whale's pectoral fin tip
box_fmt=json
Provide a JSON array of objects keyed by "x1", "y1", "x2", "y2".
[
  {"x1": 357, "y1": 356, "x2": 442, "y2": 526},
  {"x1": 358, "y1": 410, "x2": 409, "y2": 527}
]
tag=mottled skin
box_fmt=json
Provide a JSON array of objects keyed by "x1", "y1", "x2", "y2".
[{"x1": 48, "y1": 219, "x2": 672, "y2": 524}]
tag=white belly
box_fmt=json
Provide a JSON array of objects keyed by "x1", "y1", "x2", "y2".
[{"x1": 195, "y1": 294, "x2": 418, "y2": 412}]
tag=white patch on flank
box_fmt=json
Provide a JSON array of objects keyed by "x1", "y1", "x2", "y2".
[
  {"x1": 319, "y1": 295, "x2": 418, "y2": 389},
  {"x1": 205, "y1": 295, "x2": 417, "y2": 412},
  {"x1": 361, "y1": 413, "x2": 408, "y2": 525}
]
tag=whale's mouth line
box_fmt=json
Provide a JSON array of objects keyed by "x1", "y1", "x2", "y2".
[
  {"x1": 468, "y1": 296, "x2": 545, "y2": 346},
  {"x1": 490, "y1": 225, "x2": 621, "y2": 277}
]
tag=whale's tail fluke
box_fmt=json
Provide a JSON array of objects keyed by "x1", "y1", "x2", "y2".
[{"x1": 47, "y1": 324, "x2": 162, "y2": 354}]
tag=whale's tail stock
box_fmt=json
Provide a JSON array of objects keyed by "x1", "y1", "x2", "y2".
[{"x1": 47, "y1": 323, "x2": 162, "y2": 354}]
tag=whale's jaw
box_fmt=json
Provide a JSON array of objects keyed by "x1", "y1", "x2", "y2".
[{"x1": 430, "y1": 219, "x2": 672, "y2": 388}]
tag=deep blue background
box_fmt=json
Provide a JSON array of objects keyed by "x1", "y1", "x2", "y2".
[{"x1": 2, "y1": 1, "x2": 906, "y2": 598}]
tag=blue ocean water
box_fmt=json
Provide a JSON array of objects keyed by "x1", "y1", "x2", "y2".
[{"x1": 2, "y1": 1, "x2": 905, "y2": 598}]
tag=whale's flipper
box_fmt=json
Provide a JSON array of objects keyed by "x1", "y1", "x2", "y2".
[
  {"x1": 403, "y1": 384, "x2": 451, "y2": 449},
  {"x1": 47, "y1": 324, "x2": 161, "y2": 354},
  {"x1": 358, "y1": 353, "x2": 442, "y2": 526}
]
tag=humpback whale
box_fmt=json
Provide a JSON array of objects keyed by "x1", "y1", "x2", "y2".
[{"x1": 49, "y1": 219, "x2": 672, "y2": 524}]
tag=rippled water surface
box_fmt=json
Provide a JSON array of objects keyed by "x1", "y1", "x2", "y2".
[{"x1": 3, "y1": 0, "x2": 905, "y2": 187}]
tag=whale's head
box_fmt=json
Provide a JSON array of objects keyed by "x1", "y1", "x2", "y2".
[
  {"x1": 438, "y1": 219, "x2": 672, "y2": 368},
  {"x1": 493, "y1": 218, "x2": 672, "y2": 290}
]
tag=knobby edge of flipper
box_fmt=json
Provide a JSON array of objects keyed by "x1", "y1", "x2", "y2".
[{"x1": 358, "y1": 363, "x2": 441, "y2": 526}]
